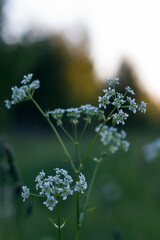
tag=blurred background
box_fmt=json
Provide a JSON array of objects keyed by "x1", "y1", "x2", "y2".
[{"x1": 0, "y1": 0, "x2": 160, "y2": 239}]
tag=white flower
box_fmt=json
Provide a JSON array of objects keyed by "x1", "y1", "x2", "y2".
[
  {"x1": 21, "y1": 185, "x2": 30, "y2": 202},
  {"x1": 4, "y1": 74, "x2": 40, "y2": 109},
  {"x1": 74, "y1": 173, "x2": 87, "y2": 194},
  {"x1": 106, "y1": 77, "x2": 119, "y2": 85},
  {"x1": 138, "y1": 101, "x2": 147, "y2": 113},
  {"x1": 127, "y1": 97, "x2": 138, "y2": 114},
  {"x1": 125, "y1": 86, "x2": 135, "y2": 95},
  {"x1": 43, "y1": 196, "x2": 58, "y2": 211},
  {"x1": 21, "y1": 73, "x2": 33, "y2": 84},
  {"x1": 35, "y1": 168, "x2": 74, "y2": 210},
  {"x1": 98, "y1": 94, "x2": 110, "y2": 109},
  {"x1": 112, "y1": 94, "x2": 126, "y2": 108},
  {"x1": 80, "y1": 104, "x2": 98, "y2": 123},
  {"x1": 66, "y1": 108, "x2": 81, "y2": 124},
  {"x1": 48, "y1": 109, "x2": 65, "y2": 125},
  {"x1": 112, "y1": 110, "x2": 129, "y2": 125},
  {"x1": 103, "y1": 87, "x2": 115, "y2": 97},
  {"x1": 121, "y1": 140, "x2": 130, "y2": 152},
  {"x1": 95, "y1": 124, "x2": 130, "y2": 154},
  {"x1": 4, "y1": 100, "x2": 11, "y2": 109},
  {"x1": 29, "y1": 80, "x2": 40, "y2": 90}
]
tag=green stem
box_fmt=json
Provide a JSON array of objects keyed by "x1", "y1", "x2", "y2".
[
  {"x1": 57, "y1": 199, "x2": 62, "y2": 240},
  {"x1": 75, "y1": 160, "x2": 101, "y2": 240},
  {"x1": 76, "y1": 191, "x2": 80, "y2": 226},
  {"x1": 60, "y1": 125, "x2": 75, "y2": 144},
  {"x1": 83, "y1": 107, "x2": 117, "y2": 165},
  {"x1": 31, "y1": 97, "x2": 77, "y2": 173},
  {"x1": 80, "y1": 160, "x2": 100, "y2": 227},
  {"x1": 75, "y1": 188, "x2": 80, "y2": 240},
  {"x1": 79, "y1": 121, "x2": 89, "y2": 142},
  {"x1": 30, "y1": 193, "x2": 46, "y2": 198}
]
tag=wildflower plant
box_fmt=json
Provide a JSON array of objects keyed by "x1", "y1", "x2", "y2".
[{"x1": 5, "y1": 75, "x2": 147, "y2": 240}]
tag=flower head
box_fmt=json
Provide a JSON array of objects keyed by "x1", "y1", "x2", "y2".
[
  {"x1": 112, "y1": 110, "x2": 129, "y2": 125},
  {"x1": 48, "y1": 109, "x2": 65, "y2": 125},
  {"x1": 43, "y1": 196, "x2": 58, "y2": 211},
  {"x1": 4, "y1": 74, "x2": 40, "y2": 109},
  {"x1": 74, "y1": 173, "x2": 87, "y2": 194},
  {"x1": 21, "y1": 73, "x2": 33, "y2": 84},
  {"x1": 138, "y1": 101, "x2": 147, "y2": 113},
  {"x1": 106, "y1": 77, "x2": 119, "y2": 86},
  {"x1": 66, "y1": 108, "x2": 81, "y2": 124},
  {"x1": 95, "y1": 124, "x2": 130, "y2": 154},
  {"x1": 21, "y1": 185, "x2": 30, "y2": 202},
  {"x1": 125, "y1": 86, "x2": 135, "y2": 95},
  {"x1": 80, "y1": 104, "x2": 98, "y2": 123},
  {"x1": 35, "y1": 168, "x2": 74, "y2": 210}
]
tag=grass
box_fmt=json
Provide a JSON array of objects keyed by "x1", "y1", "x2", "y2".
[{"x1": 0, "y1": 126, "x2": 160, "y2": 240}]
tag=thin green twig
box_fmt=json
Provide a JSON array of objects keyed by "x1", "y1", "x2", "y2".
[
  {"x1": 83, "y1": 107, "x2": 117, "y2": 165},
  {"x1": 31, "y1": 97, "x2": 77, "y2": 173},
  {"x1": 60, "y1": 125, "x2": 75, "y2": 144}
]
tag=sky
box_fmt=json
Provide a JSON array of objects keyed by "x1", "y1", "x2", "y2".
[{"x1": 2, "y1": 0, "x2": 160, "y2": 103}]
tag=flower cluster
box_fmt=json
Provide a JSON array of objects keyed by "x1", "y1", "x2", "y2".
[
  {"x1": 74, "y1": 173, "x2": 87, "y2": 194},
  {"x1": 98, "y1": 78, "x2": 147, "y2": 125},
  {"x1": 4, "y1": 74, "x2": 40, "y2": 109},
  {"x1": 21, "y1": 168, "x2": 87, "y2": 211},
  {"x1": 48, "y1": 105, "x2": 105, "y2": 125},
  {"x1": 143, "y1": 138, "x2": 160, "y2": 163},
  {"x1": 112, "y1": 110, "x2": 129, "y2": 125},
  {"x1": 66, "y1": 108, "x2": 81, "y2": 124},
  {"x1": 48, "y1": 109, "x2": 65, "y2": 126},
  {"x1": 107, "y1": 77, "x2": 119, "y2": 86},
  {"x1": 95, "y1": 124, "x2": 130, "y2": 154},
  {"x1": 21, "y1": 185, "x2": 30, "y2": 202}
]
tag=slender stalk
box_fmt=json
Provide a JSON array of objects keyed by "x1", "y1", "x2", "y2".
[
  {"x1": 57, "y1": 199, "x2": 62, "y2": 240},
  {"x1": 31, "y1": 97, "x2": 77, "y2": 173},
  {"x1": 30, "y1": 193, "x2": 46, "y2": 198},
  {"x1": 75, "y1": 160, "x2": 101, "y2": 240},
  {"x1": 75, "y1": 225, "x2": 80, "y2": 240},
  {"x1": 76, "y1": 191, "x2": 80, "y2": 227},
  {"x1": 60, "y1": 125, "x2": 75, "y2": 144},
  {"x1": 75, "y1": 188, "x2": 80, "y2": 240},
  {"x1": 83, "y1": 107, "x2": 117, "y2": 165},
  {"x1": 79, "y1": 121, "x2": 89, "y2": 142},
  {"x1": 79, "y1": 161, "x2": 100, "y2": 227}
]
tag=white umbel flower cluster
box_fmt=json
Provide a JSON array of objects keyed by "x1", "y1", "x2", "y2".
[
  {"x1": 4, "y1": 74, "x2": 40, "y2": 109},
  {"x1": 98, "y1": 78, "x2": 147, "y2": 125},
  {"x1": 21, "y1": 168, "x2": 87, "y2": 211},
  {"x1": 95, "y1": 124, "x2": 130, "y2": 154}
]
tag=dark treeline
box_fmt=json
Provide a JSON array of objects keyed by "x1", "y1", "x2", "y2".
[
  {"x1": 0, "y1": 36, "x2": 99, "y2": 130},
  {"x1": 1, "y1": 36, "x2": 159, "y2": 131}
]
